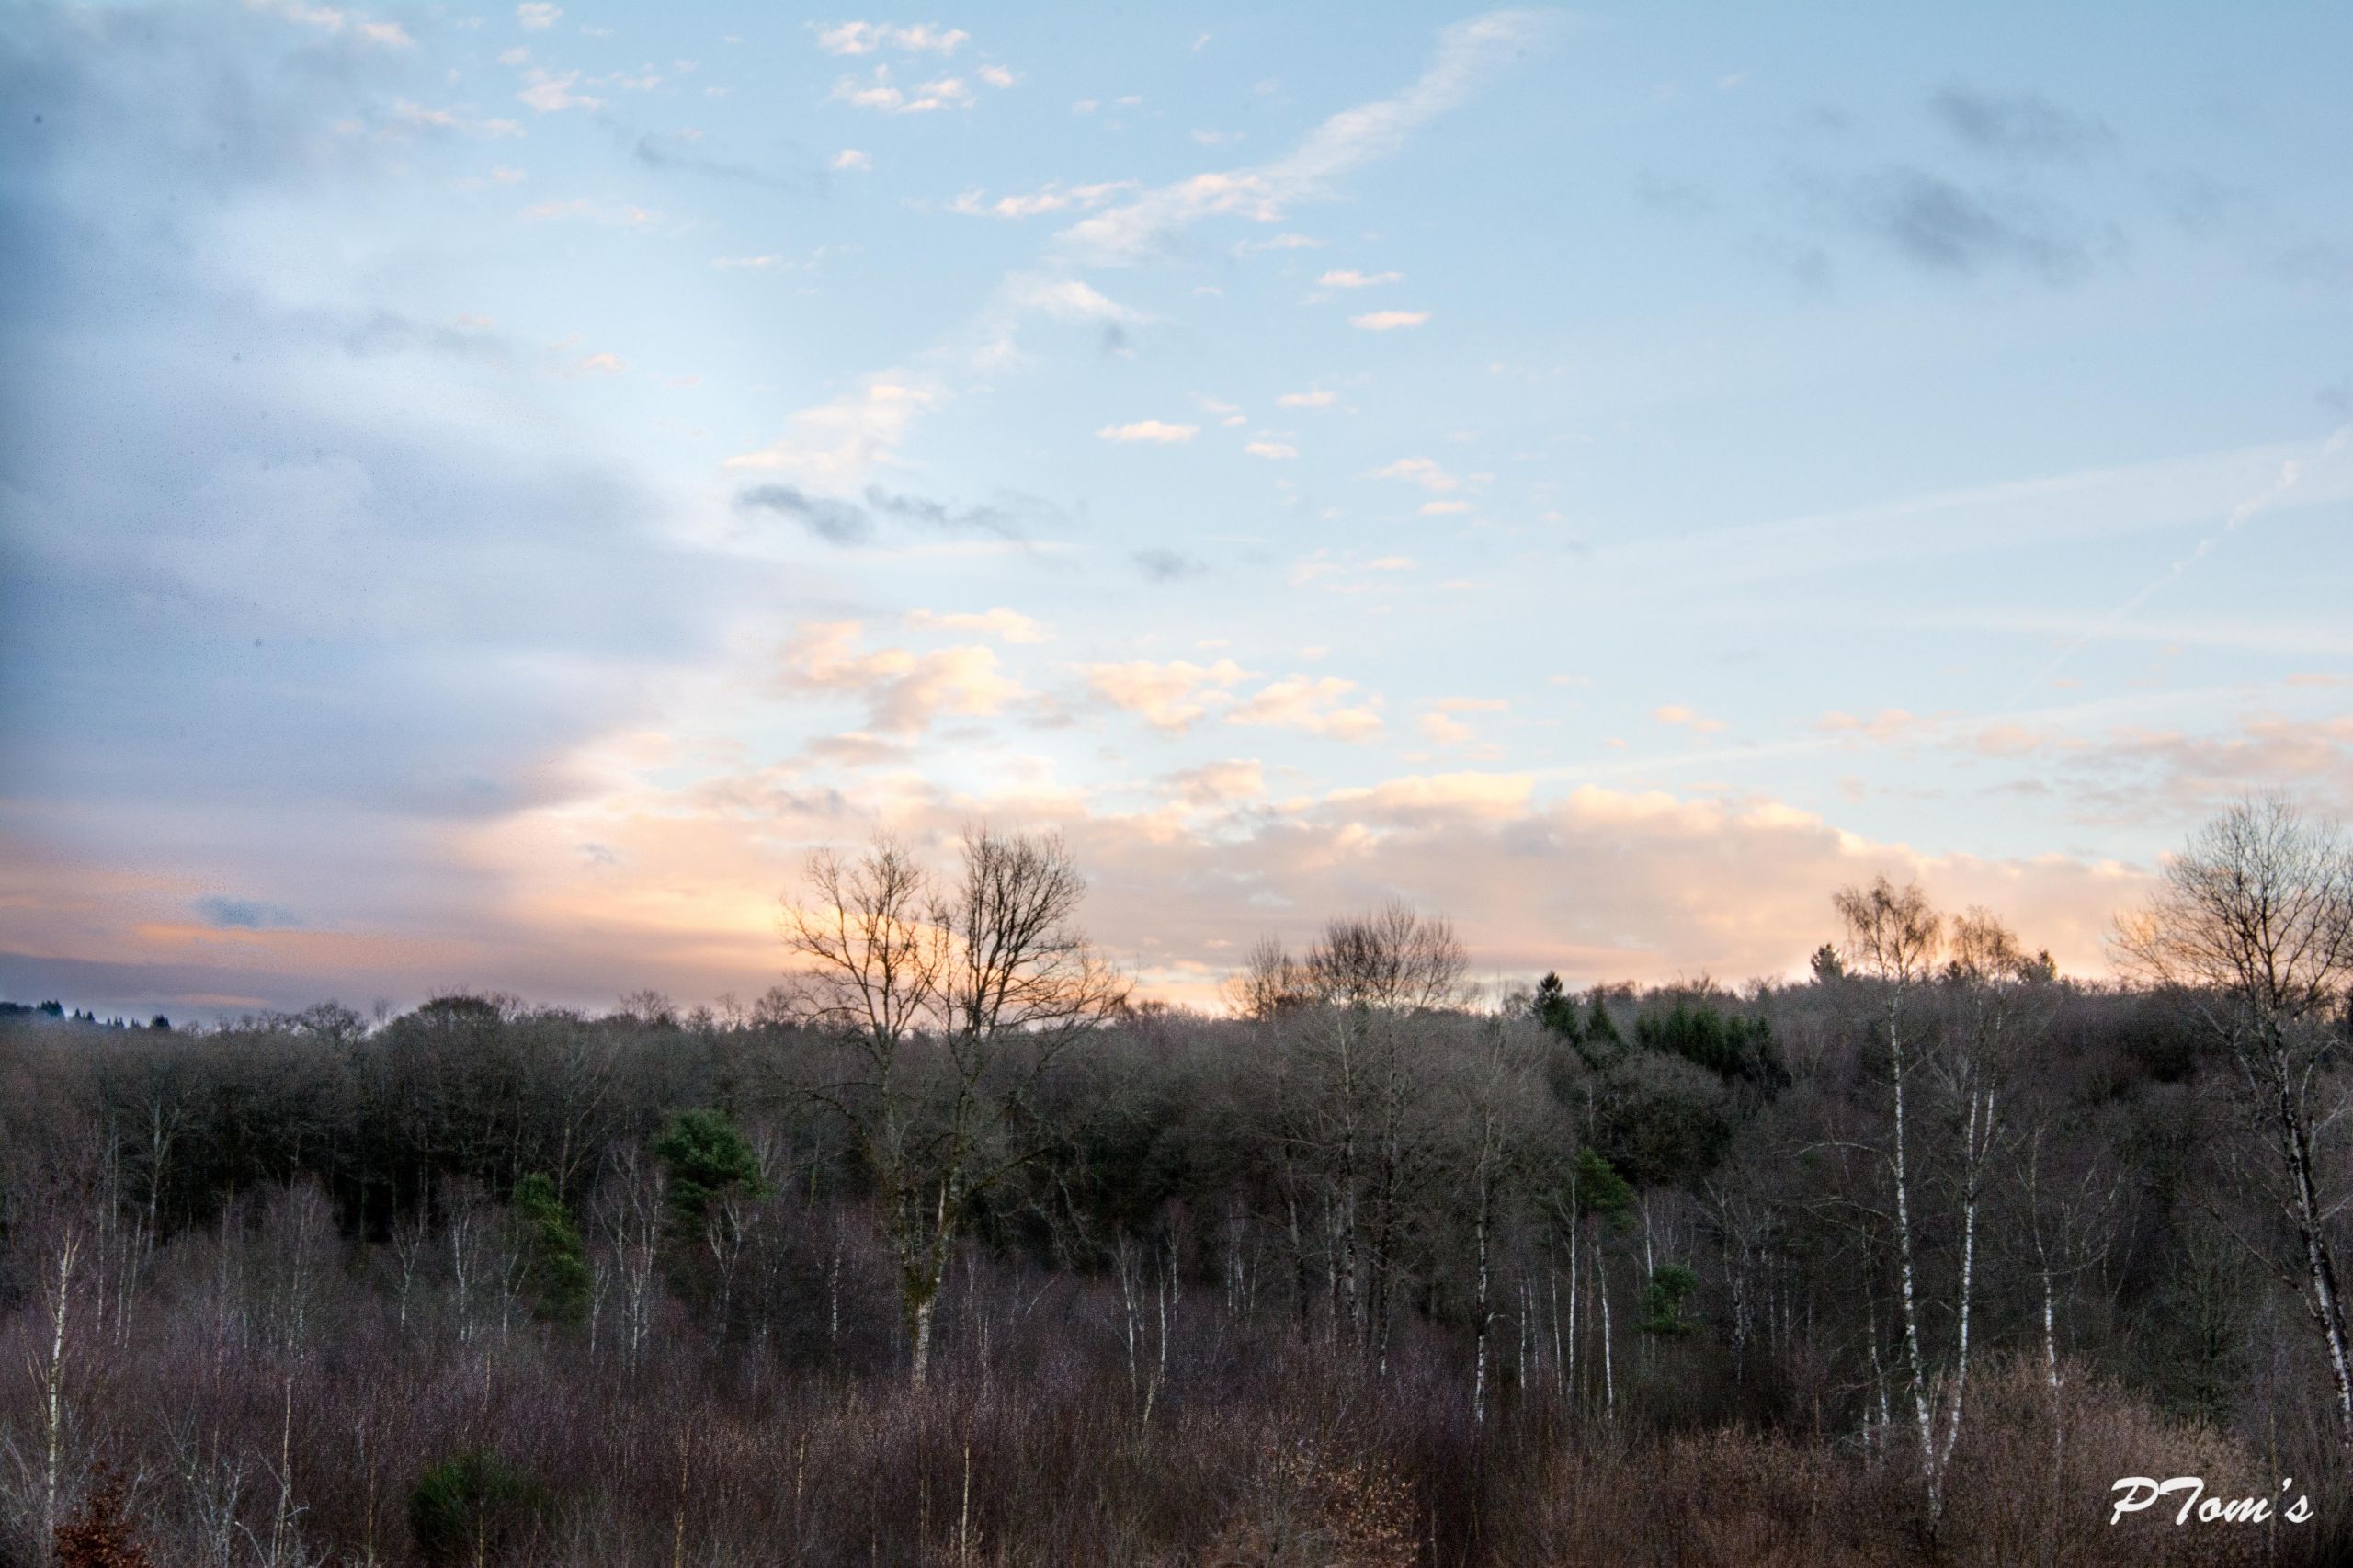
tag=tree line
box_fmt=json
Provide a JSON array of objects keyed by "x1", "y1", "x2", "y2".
[{"x1": 0, "y1": 801, "x2": 2348, "y2": 1565}]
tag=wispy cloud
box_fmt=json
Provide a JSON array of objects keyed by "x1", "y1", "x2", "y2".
[
  {"x1": 811, "y1": 21, "x2": 970, "y2": 56},
  {"x1": 517, "y1": 68, "x2": 604, "y2": 113},
  {"x1": 725, "y1": 378, "x2": 944, "y2": 487},
  {"x1": 1930, "y1": 84, "x2": 2111, "y2": 163},
  {"x1": 831, "y1": 66, "x2": 977, "y2": 114},
  {"x1": 778, "y1": 620, "x2": 1023, "y2": 734},
  {"x1": 734, "y1": 481, "x2": 1019, "y2": 546},
  {"x1": 1372, "y1": 456, "x2": 1460, "y2": 492},
  {"x1": 1097, "y1": 419, "x2": 1199, "y2": 443},
  {"x1": 951, "y1": 180, "x2": 1139, "y2": 218},
  {"x1": 1056, "y1": 10, "x2": 1551, "y2": 264}
]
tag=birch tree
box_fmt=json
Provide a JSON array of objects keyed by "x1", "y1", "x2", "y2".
[
  {"x1": 2115, "y1": 793, "x2": 2353, "y2": 1471},
  {"x1": 1835, "y1": 876, "x2": 1950, "y2": 1515}
]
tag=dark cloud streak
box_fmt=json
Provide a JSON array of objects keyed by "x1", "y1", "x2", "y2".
[
  {"x1": 735, "y1": 483, "x2": 1025, "y2": 545},
  {"x1": 1931, "y1": 85, "x2": 2112, "y2": 163}
]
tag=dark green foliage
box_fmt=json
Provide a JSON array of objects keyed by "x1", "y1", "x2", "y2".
[
  {"x1": 511, "y1": 1173, "x2": 590, "y2": 1325},
  {"x1": 1593, "y1": 1052, "x2": 1732, "y2": 1188},
  {"x1": 1638, "y1": 1263, "x2": 1699, "y2": 1335},
  {"x1": 407, "y1": 1451, "x2": 546, "y2": 1566},
  {"x1": 1572, "y1": 1147, "x2": 1632, "y2": 1220},
  {"x1": 1531, "y1": 971, "x2": 1582, "y2": 1043},
  {"x1": 652, "y1": 1107, "x2": 763, "y2": 1222},
  {"x1": 1583, "y1": 993, "x2": 1621, "y2": 1051},
  {"x1": 1633, "y1": 1000, "x2": 1788, "y2": 1093}
]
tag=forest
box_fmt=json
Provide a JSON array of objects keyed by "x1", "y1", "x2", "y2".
[{"x1": 1, "y1": 798, "x2": 2348, "y2": 1567}]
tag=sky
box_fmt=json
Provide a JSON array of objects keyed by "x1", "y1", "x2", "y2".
[{"x1": 2, "y1": 1, "x2": 2350, "y2": 1019}]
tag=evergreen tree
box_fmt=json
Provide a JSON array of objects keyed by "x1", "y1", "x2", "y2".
[
  {"x1": 1582, "y1": 993, "x2": 1623, "y2": 1060},
  {"x1": 511, "y1": 1173, "x2": 590, "y2": 1325},
  {"x1": 1531, "y1": 971, "x2": 1583, "y2": 1041},
  {"x1": 652, "y1": 1108, "x2": 763, "y2": 1224},
  {"x1": 1638, "y1": 1263, "x2": 1699, "y2": 1335},
  {"x1": 1573, "y1": 1146, "x2": 1633, "y2": 1220}
]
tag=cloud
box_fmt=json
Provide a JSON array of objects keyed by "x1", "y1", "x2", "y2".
[
  {"x1": 1234, "y1": 233, "x2": 1325, "y2": 255},
  {"x1": 725, "y1": 377, "x2": 943, "y2": 487},
  {"x1": 1244, "y1": 440, "x2": 1299, "y2": 460},
  {"x1": 250, "y1": 0, "x2": 413, "y2": 47},
  {"x1": 832, "y1": 148, "x2": 873, "y2": 171},
  {"x1": 516, "y1": 3, "x2": 562, "y2": 29},
  {"x1": 1318, "y1": 268, "x2": 1403, "y2": 287},
  {"x1": 390, "y1": 99, "x2": 525, "y2": 138},
  {"x1": 735, "y1": 486, "x2": 872, "y2": 544},
  {"x1": 1134, "y1": 549, "x2": 1209, "y2": 583},
  {"x1": 1085, "y1": 659, "x2": 1254, "y2": 732},
  {"x1": 1824, "y1": 166, "x2": 2105, "y2": 282},
  {"x1": 733, "y1": 482, "x2": 1019, "y2": 546},
  {"x1": 832, "y1": 65, "x2": 975, "y2": 114},
  {"x1": 1372, "y1": 456, "x2": 1460, "y2": 492},
  {"x1": 1652, "y1": 704, "x2": 1729, "y2": 733},
  {"x1": 905, "y1": 608, "x2": 1050, "y2": 643},
  {"x1": 1277, "y1": 389, "x2": 1336, "y2": 409},
  {"x1": 977, "y1": 63, "x2": 1017, "y2": 89},
  {"x1": 521, "y1": 196, "x2": 660, "y2": 227},
  {"x1": 1097, "y1": 420, "x2": 1199, "y2": 444},
  {"x1": 1419, "y1": 500, "x2": 1471, "y2": 516},
  {"x1": 631, "y1": 131, "x2": 809, "y2": 189},
  {"x1": 3, "y1": 775, "x2": 2155, "y2": 1016},
  {"x1": 1350, "y1": 309, "x2": 1429, "y2": 330},
  {"x1": 1416, "y1": 694, "x2": 1508, "y2": 751},
  {"x1": 193, "y1": 896, "x2": 304, "y2": 931},
  {"x1": 951, "y1": 180, "x2": 1139, "y2": 218},
  {"x1": 778, "y1": 621, "x2": 1022, "y2": 733},
  {"x1": 0, "y1": 0, "x2": 763, "y2": 980},
  {"x1": 812, "y1": 21, "x2": 970, "y2": 56},
  {"x1": 518, "y1": 69, "x2": 605, "y2": 113},
  {"x1": 1226, "y1": 676, "x2": 1383, "y2": 740},
  {"x1": 1164, "y1": 759, "x2": 1267, "y2": 809},
  {"x1": 1056, "y1": 9, "x2": 1549, "y2": 264},
  {"x1": 1814, "y1": 708, "x2": 1930, "y2": 744},
  {"x1": 1002, "y1": 274, "x2": 1143, "y2": 323},
  {"x1": 1930, "y1": 85, "x2": 2110, "y2": 162}
]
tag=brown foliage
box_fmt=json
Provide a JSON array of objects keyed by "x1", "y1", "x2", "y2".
[
  {"x1": 1206, "y1": 1438, "x2": 1418, "y2": 1568},
  {"x1": 53, "y1": 1466, "x2": 153, "y2": 1568}
]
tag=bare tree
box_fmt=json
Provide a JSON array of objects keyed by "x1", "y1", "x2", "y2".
[
  {"x1": 2115, "y1": 793, "x2": 2353, "y2": 1468},
  {"x1": 1301, "y1": 901, "x2": 1469, "y2": 1015},
  {"x1": 1835, "y1": 876, "x2": 1949, "y2": 1515},
  {"x1": 1275, "y1": 901, "x2": 1469, "y2": 1367},
  {"x1": 1222, "y1": 936, "x2": 1313, "y2": 1023},
  {"x1": 781, "y1": 824, "x2": 1127, "y2": 1383}
]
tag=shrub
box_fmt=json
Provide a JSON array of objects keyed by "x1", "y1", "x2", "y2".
[
  {"x1": 408, "y1": 1450, "x2": 548, "y2": 1566},
  {"x1": 53, "y1": 1466, "x2": 154, "y2": 1568}
]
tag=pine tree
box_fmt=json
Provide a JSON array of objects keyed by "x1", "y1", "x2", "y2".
[
  {"x1": 1531, "y1": 971, "x2": 1583, "y2": 1041},
  {"x1": 512, "y1": 1173, "x2": 591, "y2": 1325}
]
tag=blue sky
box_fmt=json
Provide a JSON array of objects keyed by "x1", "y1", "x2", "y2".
[{"x1": 3, "y1": 1, "x2": 2348, "y2": 1017}]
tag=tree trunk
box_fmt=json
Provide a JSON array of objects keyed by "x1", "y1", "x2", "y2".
[
  {"x1": 2281, "y1": 1076, "x2": 2353, "y2": 1464},
  {"x1": 1886, "y1": 994, "x2": 1939, "y2": 1515}
]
